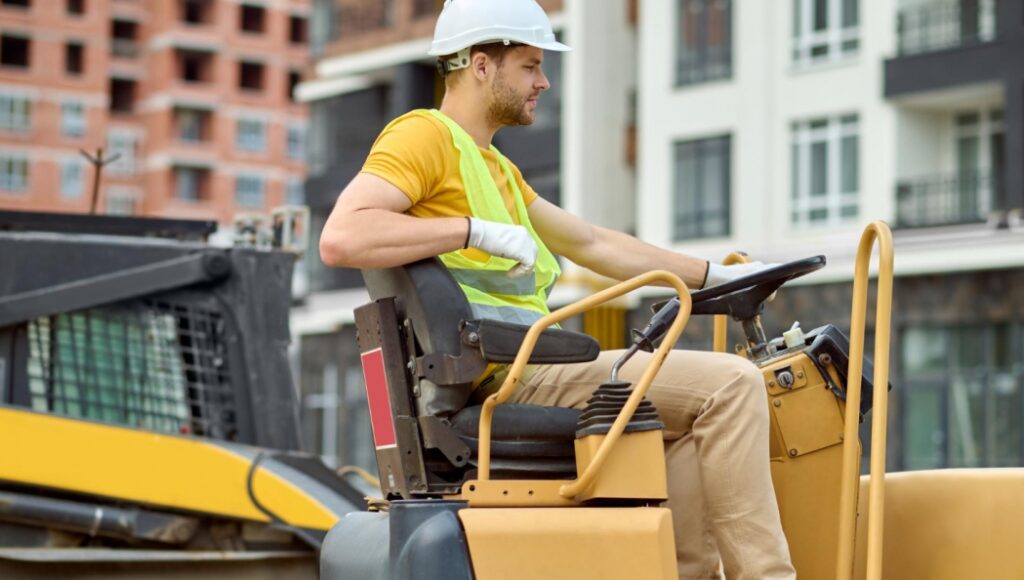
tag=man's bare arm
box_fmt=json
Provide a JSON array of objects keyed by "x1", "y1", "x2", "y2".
[
  {"x1": 527, "y1": 197, "x2": 709, "y2": 288},
  {"x1": 319, "y1": 173, "x2": 468, "y2": 269}
]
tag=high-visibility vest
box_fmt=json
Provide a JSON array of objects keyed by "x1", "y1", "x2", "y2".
[{"x1": 402, "y1": 108, "x2": 560, "y2": 325}]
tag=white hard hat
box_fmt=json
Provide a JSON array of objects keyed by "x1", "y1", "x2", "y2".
[{"x1": 428, "y1": 0, "x2": 570, "y2": 63}]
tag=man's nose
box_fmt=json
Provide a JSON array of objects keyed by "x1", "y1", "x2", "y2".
[{"x1": 536, "y1": 69, "x2": 550, "y2": 91}]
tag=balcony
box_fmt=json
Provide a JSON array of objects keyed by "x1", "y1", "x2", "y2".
[
  {"x1": 897, "y1": 0, "x2": 996, "y2": 56},
  {"x1": 895, "y1": 170, "x2": 999, "y2": 228}
]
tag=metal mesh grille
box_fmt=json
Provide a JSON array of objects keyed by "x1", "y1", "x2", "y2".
[{"x1": 27, "y1": 300, "x2": 237, "y2": 439}]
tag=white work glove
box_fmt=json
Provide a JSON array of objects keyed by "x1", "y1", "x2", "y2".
[
  {"x1": 703, "y1": 261, "x2": 778, "y2": 289},
  {"x1": 467, "y1": 218, "x2": 538, "y2": 277}
]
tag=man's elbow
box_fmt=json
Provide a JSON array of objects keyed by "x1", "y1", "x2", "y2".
[{"x1": 319, "y1": 230, "x2": 353, "y2": 268}]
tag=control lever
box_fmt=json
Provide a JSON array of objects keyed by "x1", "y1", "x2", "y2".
[{"x1": 630, "y1": 297, "x2": 681, "y2": 353}]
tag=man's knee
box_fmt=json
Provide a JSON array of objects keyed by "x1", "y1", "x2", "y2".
[{"x1": 727, "y1": 357, "x2": 769, "y2": 412}]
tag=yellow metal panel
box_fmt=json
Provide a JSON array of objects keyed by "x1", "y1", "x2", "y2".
[
  {"x1": 573, "y1": 430, "x2": 667, "y2": 502},
  {"x1": 770, "y1": 380, "x2": 844, "y2": 458},
  {"x1": 853, "y1": 469, "x2": 1024, "y2": 580},
  {"x1": 459, "y1": 508, "x2": 677, "y2": 580},
  {"x1": 0, "y1": 407, "x2": 339, "y2": 530}
]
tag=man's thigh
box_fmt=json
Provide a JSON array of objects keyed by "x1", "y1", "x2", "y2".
[{"x1": 512, "y1": 349, "x2": 760, "y2": 438}]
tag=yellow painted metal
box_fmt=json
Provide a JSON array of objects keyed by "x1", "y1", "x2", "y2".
[
  {"x1": 573, "y1": 429, "x2": 667, "y2": 502},
  {"x1": 583, "y1": 305, "x2": 627, "y2": 350},
  {"x1": 0, "y1": 407, "x2": 340, "y2": 530},
  {"x1": 836, "y1": 221, "x2": 894, "y2": 580},
  {"x1": 459, "y1": 507, "x2": 677, "y2": 580},
  {"x1": 476, "y1": 270, "x2": 691, "y2": 501},
  {"x1": 454, "y1": 480, "x2": 577, "y2": 507},
  {"x1": 852, "y1": 469, "x2": 1024, "y2": 579},
  {"x1": 763, "y1": 353, "x2": 851, "y2": 579},
  {"x1": 712, "y1": 252, "x2": 750, "y2": 353}
]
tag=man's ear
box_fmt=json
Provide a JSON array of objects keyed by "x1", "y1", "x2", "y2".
[{"x1": 471, "y1": 52, "x2": 490, "y2": 82}]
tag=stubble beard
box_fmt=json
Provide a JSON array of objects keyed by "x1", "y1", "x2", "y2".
[{"x1": 486, "y1": 70, "x2": 534, "y2": 127}]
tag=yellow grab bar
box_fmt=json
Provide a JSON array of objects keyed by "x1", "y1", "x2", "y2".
[
  {"x1": 476, "y1": 270, "x2": 692, "y2": 498},
  {"x1": 835, "y1": 221, "x2": 894, "y2": 580},
  {"x1": 712, "y1": 252, "x2": 750, "y2": 353}
]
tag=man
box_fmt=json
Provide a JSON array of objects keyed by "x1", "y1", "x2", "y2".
[{"x1": 319, "y1": 1, "x2": 796, "y2": 578}]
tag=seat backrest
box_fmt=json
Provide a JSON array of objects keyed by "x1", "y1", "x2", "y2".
[
  {"x1": 361, "y1": 258, "x2": 486, "y2": 418},
  {"x1": 362, "y1": 257, "x2": 470, "y2": 361}
]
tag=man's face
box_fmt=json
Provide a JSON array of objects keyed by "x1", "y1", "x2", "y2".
[{"x1": 486, "y1": 46, "x2": 550, "y2": 127}]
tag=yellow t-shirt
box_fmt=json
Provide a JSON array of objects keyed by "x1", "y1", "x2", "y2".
[{"x1": 361, "y1": 112, "x2": 539, "y2": 224}]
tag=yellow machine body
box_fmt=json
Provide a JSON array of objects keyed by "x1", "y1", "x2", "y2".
[
  {"x1": 459, "y1": 507, "x2": 676, "y2": 580},
  {"x1": 853, "y1": 469, "x2": 1024, "y2": 579},
  {"x1": 0, "y1": 406, "x2": 342, "y2": 531},
  {"x1": 760, "y1": 351, "x2": 853, "y2": 580},
  {"x1": 573, "y1": 429, "x2": 667, "y2": 502}
]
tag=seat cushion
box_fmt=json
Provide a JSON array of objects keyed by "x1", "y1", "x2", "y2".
[{"x1": 450, "y1": 404, "x2": 580, "y2": 459}]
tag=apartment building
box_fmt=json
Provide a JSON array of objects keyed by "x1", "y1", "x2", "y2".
[
  {"x1": 0, "y1": 0, "x2": 310, "y2": 223},
  {"x1": 639, "y1": 0, "x2": 1024, "y2": 471}
]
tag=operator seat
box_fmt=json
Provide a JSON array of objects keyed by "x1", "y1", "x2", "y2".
[{"x1": 361, "y1": 258, "x2": 600, "y2": 482}]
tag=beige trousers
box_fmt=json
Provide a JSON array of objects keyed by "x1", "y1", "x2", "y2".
[{"x1": 509, "y1": 349, "x2": 796, "y2": 580}]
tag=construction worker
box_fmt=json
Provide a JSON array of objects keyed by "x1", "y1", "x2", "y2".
[{"x1": 319, "y1": 0, "x2": 796, "y2": 578}]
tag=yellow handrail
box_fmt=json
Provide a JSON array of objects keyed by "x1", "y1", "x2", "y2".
[
  {"x1": 712, "y1": 252, "x2": 750, "y2": 353},
  {"x1": 476, "y1": 270, "x2": 692, "y2": 496},
  {"x1": 835, "y1": 221, "x2": 894, "y2": 580}
]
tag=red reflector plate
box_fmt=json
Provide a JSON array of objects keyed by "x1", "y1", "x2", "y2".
[{"x1": 361, "y1": 348, "x2": 397, "y2": 449}]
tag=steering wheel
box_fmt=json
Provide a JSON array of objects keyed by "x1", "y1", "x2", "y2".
[
  {"x1": 634, "y1": 256, "x2": 826, "y2": 352},
  {"x1": 688, "y1": 255, "x2": 826, "y2": 320}
]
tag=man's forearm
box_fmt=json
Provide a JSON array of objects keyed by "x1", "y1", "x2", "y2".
[
  {"x1": 320, "y1": 210, "x2": 468, "y2": 269},
  {"x1": 572, "y1": 226, "x2": 709, "y2": 289}
]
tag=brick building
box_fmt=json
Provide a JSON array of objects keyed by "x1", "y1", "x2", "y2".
[{"x1": 0, "y1": 0, "x2": 310, "y2": 223}]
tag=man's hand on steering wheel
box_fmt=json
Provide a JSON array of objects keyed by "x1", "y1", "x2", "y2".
[{"x1": 704, "y1": 261, "x2": 780, "y2": 290}]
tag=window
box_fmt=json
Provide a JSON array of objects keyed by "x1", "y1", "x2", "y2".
[
  {"x1": 60, "y1": 157, "x2": 84, "y2": 199},
  {"x1": 238, "y1": 61, "x2": 264, "y2": 91},
  {"x1": 105, "y1": 187, "x2": 138, "y2": 215},
  {"x1": 240, "y1": 4, "x2": 265, "y2": 33},
  {"x1": 290, "y1": 15, "x2": 308, "y2": 44},
  {"x1": 676, "y1": 0, "x2": 732, "y2": 86},
  {"x1": 67, "y1": 0, "x2": 84, "y2": 15},
  {"x1": 235, "y1": 174, "x2": 264, "y2": 208},
  {"x1": 178, "y1": 49, "x2": 212, "y2": 83},
  {"x1": 109, "y1": 78, "x2": 135, "y2": 114},
  {"x1": 175, "y1": 166, "x2": 207, "y2": 201},
  {"x1": 0, "y1": 93, "x2": 31, "y2": 132},
  {"x1": 111, "y1": 19, "x2": 138, "y2": 58},
  {"x1": 286, "y1": 177, "x2": 304, "y2": 206},
  {"x1": 236, "y1": 118, "x2": 265, "y2": 152},
  {"x1": 791, "y1": 114, "x2": 859, "y2": 227},
  {"x1": 181, "y1": 0, "x2": 209, "y2": 24},
  {"x1": 61, "y1": 101, "x2": 86, "y2": 137},
  {"x1": 901, "y1": 323, "x2": 1024, "y2": 470},
  {"x1": 0, "y1": 153, "x2": 28, "y2": 192},
  {"x1": 287, "y1": 123, "x2": 305, "y2": 160},
  {"x1": 64, "y1": 42, "x2": 83, "y2": 74},
  {"x1": 106, "y1": 129, "x2": 139, "y2": 176},
  {"x1": 1, "y1": 35, "x2": 30, "y2": 68},
  {"x1": 288, "y1": 70, "x2": 301, "y2": 102},
  {"x1": 792, "y1": 0, "x2": 859, "y2": 65},
  {"x1": 673, "y1": 135, "x2": 731, "y2": 240},
  {"x1": 176, "y1": 108, "x2": 209, "y2": 143}
]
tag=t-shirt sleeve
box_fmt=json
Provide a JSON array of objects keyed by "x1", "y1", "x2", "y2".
[
  {"x1": 508, "y1": 160, "x2": 540, "y2": 206},
  {"x1": 361, "y1": 115, "x2": 449, "y2": 206}
]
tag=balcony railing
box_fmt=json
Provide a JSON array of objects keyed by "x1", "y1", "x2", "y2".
[
  {"x1": 111, "y1": 39, "x2": 139, "y2": 59},
  {"x1": 897, "y1": 0, "x2": 996, "y2": 56},
  {"x1": 895, "y1": 170, "x2": 999, "y2": 228},
  {"x1": 337, "y1": 0, "x2": 395, "y2": 38}
]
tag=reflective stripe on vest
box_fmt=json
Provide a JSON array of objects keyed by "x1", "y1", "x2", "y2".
[{"x1": 410, "y1": 108, "x2": 560, "y2": 325}]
